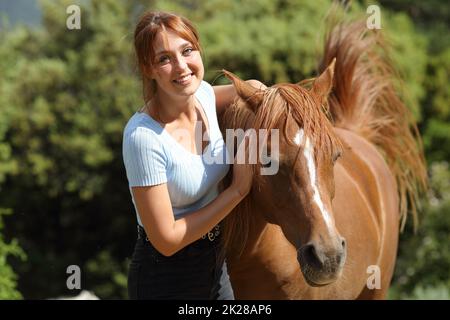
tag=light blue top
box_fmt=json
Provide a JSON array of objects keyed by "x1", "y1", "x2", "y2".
[{"x1": 122, "y1": 81, "x2": 230, "y2": 226}]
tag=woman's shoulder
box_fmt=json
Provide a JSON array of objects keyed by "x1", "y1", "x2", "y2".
[
  {"x1": 196, "y1": 80, "x2": 215, "y2": 101},
  {"x1": 123, "y1": 112, "x2": 164, "y2": 147},
  {"x1": 124, "y1": 112, "x2": 160, "y2": 134}
]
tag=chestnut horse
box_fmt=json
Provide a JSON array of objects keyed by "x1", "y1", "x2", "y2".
[{"x1": 219, "y1": 20, "x2": 427, "y2": 299}]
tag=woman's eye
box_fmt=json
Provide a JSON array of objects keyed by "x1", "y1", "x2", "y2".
[
  {"x1": 158, "y1": 55, "x2": 170, "y2": 64},
  {"x1": 183, "y1": 47, "x2": 193, "y2": 56}
]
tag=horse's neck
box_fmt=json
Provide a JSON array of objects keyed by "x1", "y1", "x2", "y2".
[
  {"x1": 239, "y1": 207, "x2": 291, "y2": 258},
  {"x1": 244, "y1": 213, "x2": 270, "y2": 253}
]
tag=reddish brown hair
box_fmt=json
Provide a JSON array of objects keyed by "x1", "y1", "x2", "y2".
[{"x1": 134, "y1": 11, "x2": 202, "y2": 103}]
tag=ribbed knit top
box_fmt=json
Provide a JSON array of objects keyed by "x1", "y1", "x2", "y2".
[{"x1": 122, "y1": 81, "x2": 230, "y2": 225}]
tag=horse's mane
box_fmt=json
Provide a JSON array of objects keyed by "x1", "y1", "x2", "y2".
[
  {"x1": 321, "y1": 19, "x2": 427, "y2": 230},
  {"x1": 220, "y1": 82, "x2": 342, "y2": 257}
]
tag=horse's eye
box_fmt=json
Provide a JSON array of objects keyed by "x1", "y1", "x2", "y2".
[{"x1": 333, "y1": 151, "x2": 342, "y2": 163}]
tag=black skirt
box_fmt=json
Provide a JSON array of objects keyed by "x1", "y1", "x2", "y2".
[{"x1": 128, "y1": 226, "x2": 234, "y2": 300}]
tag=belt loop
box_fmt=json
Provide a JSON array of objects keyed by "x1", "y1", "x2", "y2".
[
  {"x1": 137, "y1": 225, "x2": 150, "y2": 242},
  {"x1": 201, "y1": 224, "x2": 220, "y2": 242}
]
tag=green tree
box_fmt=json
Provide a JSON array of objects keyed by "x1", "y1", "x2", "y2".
[
  {"x1": 378, "y1": 0, "x2": 450, "y2": 298},
  {"x1": 0, "y1": 209, "x2": 26, "y2": 299},
  {"x1": 379, "y1": 0, "x2": 450, "y2": 162},
  {"x1": 1, "y1": 0, "x2": 142, "y2": 298},
  {"x1": 0, "y1": 21, "x2": 26, "y2": 299},
  {"x1": 0, "y1": 0, "x2": 447, "y2": 299},
  {"x1": 390, "y1": 162, "x2": 450, "y2": 299}
]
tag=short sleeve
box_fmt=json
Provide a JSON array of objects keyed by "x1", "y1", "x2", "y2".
[{"x1": 122, "y1": 127, "x2": 167, "y2": 187}]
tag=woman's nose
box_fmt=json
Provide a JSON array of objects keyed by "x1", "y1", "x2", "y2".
[{"x1": 173, "y1": 55, "x2": 188, "y2": 71}]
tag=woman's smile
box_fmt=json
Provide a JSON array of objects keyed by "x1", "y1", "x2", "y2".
[{"x1": 173, "y1": 72, "x2": 194, "y2": 85}]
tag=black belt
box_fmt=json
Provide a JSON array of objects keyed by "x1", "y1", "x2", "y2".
[{"x1": 137, "y1": 225, "x2": 221, "y2": 243}]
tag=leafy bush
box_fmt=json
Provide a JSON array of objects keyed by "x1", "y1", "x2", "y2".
[
  {"x1": 0, "y1": 208, "x2": 26, "y2": 299},
  {"x1": 390, "y1": 162, "x2": 450, "y2": 299},
  {"x1": 0, "y1": 0, "x2": 447, "y2": 299}
]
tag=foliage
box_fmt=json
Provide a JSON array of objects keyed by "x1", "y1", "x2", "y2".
[
  {"x1": 0, "y1": 0, "x2": 140, "y2": 299},
  {"x1": 85, "y1": 250, "x2": 129, "y2": 299},
  {"x1": 0, "y1": 0, "x2": 448, "y2": 299},
  {"x1": 0, "y1": 208, "x2": 26, "y2": 299},
  {"x1": 390, "y1": 162, "x2": 450, "y2": 299},
  {"x1": 389, "y1": 284, "x2": 450, "y2": 300},
  {"x1": 379, "y1": 0, "x2": 450, "y2": 162},
  {"x1": 378, "y1": 0, "x2": 450, "y2": 299}
]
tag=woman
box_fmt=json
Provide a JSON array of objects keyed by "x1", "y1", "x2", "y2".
[{"x1": 123, "y1": 11, "x2": 265, "y2": 299}]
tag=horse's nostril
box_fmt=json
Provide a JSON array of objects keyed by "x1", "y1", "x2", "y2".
[
  {"x1": 341, "y1": 238, "x2": 346, "y2": 250},
  {"x1": 337, "y1": 238, "x2": 347, "y2": 265},
  {"x1": 303, "y1": 244, "x2": 324, "y2": 268}
]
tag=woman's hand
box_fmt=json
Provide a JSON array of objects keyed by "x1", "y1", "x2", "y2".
[
  {"x1": 246, "y1": 79, "x2": 267, "y2": 91},
  {"x1": 230, "y1": 133, "x2": 255, "y2": 199}
]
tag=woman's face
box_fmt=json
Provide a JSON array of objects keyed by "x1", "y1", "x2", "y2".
[{"x1": 150, "y1": 30, "x2": 204, "y2": 100}]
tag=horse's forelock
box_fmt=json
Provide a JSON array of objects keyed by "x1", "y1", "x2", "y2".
[{"x1": 254, "y1": 84, "x2": 342, "y2": 165}]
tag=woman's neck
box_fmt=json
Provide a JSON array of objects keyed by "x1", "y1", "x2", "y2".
[{"x1": 152, "y1": 92, "x2": 197, "y2": 124}]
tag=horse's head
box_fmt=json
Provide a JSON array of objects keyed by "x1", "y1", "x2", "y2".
[{"x1": 224, "y1": 60, "x2": 346, "y2": 286}]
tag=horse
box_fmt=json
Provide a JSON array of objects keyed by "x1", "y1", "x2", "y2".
[{"x1": 219, "y1": 19, "x2": 427, "y2": 299}]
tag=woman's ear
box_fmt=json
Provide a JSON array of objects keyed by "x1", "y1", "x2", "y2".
[{"x1": 143, "y1": 64, "x2": 154, "y2": 79}]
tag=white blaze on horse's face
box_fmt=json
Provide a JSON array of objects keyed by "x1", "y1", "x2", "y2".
[{"x1": 294, "y1": 129, "x2": 334, "y2": 232}]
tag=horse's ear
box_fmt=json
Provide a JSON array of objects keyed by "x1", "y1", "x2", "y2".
[
  {"x1": 311, "y1": 57, "x2": 336, "y2": 104},
  {"x1": 222, "y1": 69, "x2": 263, "y2": 112}
]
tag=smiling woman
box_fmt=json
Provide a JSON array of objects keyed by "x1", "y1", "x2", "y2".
[{"x1": 122, "y1": 11, "x2": 266, "y2": 300}]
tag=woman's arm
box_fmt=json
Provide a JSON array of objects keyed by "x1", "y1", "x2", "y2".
[
  {"x1": 132, "y1": 183, "x2": 243, "y2": 256},
  {"x1": 213, "y1": 80, "x2": 266, "y2": 116},
  {"x1": 132, "y1": 136, "x2": 253, "y2": 257}
]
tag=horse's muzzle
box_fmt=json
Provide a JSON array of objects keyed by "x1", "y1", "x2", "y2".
[{"x1": 297, "y1": 237, "x2": 347, "y2": 286}]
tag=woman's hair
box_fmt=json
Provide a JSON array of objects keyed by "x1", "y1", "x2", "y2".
[{"x1": 134, "y1": 11, "x2": 202, "y2": 104}]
